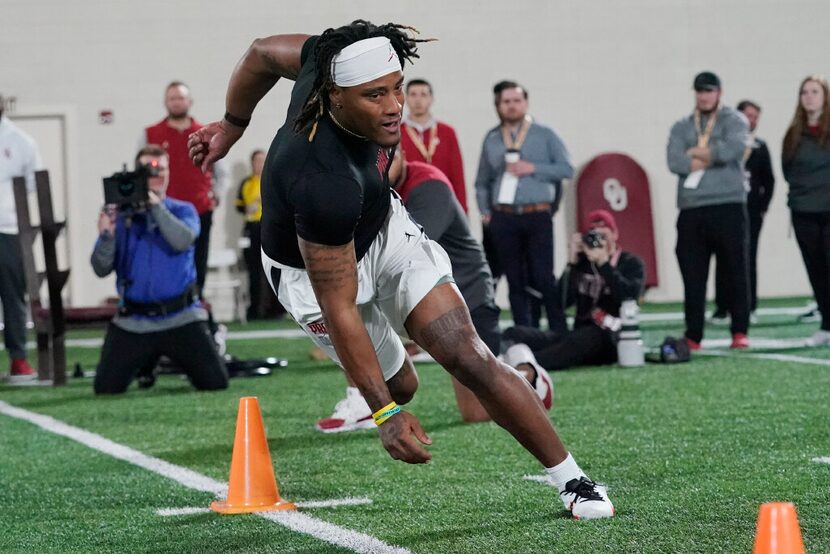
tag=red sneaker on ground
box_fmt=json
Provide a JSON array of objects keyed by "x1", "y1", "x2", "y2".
[
  {"x1": 685, "y1": 338, "x2": 702, "y2": 351},
  {"x1": 10, "y1": 358, "x2": 35, "y2": 376},
  {"x1": 730, "y1": 333, "x2": 749, "y2": 349}
]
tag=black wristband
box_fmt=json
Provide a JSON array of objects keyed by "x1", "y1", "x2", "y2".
[{"x1": 224, "y1": 111, "x2": 251, "y2": 128}]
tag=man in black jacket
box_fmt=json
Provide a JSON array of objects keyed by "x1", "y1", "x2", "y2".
[
  {"x1": 711, "y1": 100, "x2": 775, "y2": 324},
  {"x1": 503, "y1": 210, "x2": 645, "y2": 371}
]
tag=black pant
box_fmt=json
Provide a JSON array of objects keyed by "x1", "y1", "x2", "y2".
[
  {"x1": 489, "y1": 210, "x2": 566, "y2": 332},
  {"x1": 470, "y1": 301, "x2": 502, "y2": 356},
  {"x1": 95, "y1": 321, "x2": 228, "y2": 394},
  {"x1": 194, "y1": 210, "x2": 214, "y2": 297},
  {"x1": 504, "y1": 324, "x2": 616, "y2": 371},
  {"x1": 243, "y1": 221, "x2": 263, "y2": 319},
  {"x1": 676, "y1": 203, "x2": 750, "y2": 342},
  {"x1": 716, "y1": 207, "x2": 764, "y2": 313},
  {"x1": 791, "y1": 210, "x2": 830, "y2": 331},
  {"x1": 481, "y1": 224, "x2": 502, "y2": 281},
  {"x1": 0, "y1": 233, "x2": 28, "y2": 360}
]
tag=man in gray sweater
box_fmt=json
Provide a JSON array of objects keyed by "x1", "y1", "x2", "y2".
[
  {"x1": 475, "y1": 80, "x2": 572, "y2": 333},
  {"x1": 666, "y1": 71, "x2": 751, "y2": 350}
]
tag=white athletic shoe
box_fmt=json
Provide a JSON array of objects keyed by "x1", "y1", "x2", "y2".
[
  {"x1": 315, "y1": 387, "x2": 375, "y2": 433},
  {"x1": 560, "y1": 476, "x2": 615, "y2": 520},
  {"x1": 504, "y1": 343, "x2": 554, "y2": 410},
  {"x1": 213, "y1": 324, "x2": 228, "y2": 356},
  {"x1": 807, "y1": 329, "x2": 830, "y2": 346}
]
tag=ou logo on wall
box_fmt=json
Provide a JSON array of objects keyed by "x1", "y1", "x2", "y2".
[
  {"x1": 603, "y1": 177, "x2": 628, "y2": 211},
  {"x1": 575, "y1": 152, "x2": 659, "y2": 288}
]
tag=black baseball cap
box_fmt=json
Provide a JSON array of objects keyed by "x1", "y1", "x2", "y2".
[{"x1": 693, "y1": 71, "x2": 721, "y2": 91}]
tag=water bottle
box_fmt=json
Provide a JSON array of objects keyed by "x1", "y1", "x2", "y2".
[{"x1": 617, "y1": 299, "x2": 644, "y2": 367}]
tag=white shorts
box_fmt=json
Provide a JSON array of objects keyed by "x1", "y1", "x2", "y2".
[{"x1": 262, "y1": 196, "x2": 454, "y2": 381}]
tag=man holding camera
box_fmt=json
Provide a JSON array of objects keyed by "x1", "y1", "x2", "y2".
[
  {"x1": 91, "y1": 145, "x2": 228, "y2": 394},
  {"x1": 503, "y1": 210, "x2": 644, "y2": 371}
]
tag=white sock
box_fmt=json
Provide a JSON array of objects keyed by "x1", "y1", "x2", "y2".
[{"x1": 545, "y1": 453, "x2": 586, "y2": 492}]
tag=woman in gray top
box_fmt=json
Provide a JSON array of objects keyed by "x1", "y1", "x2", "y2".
[{"x1": 782, "y1": 75, "x2": 830, "y2": 346}]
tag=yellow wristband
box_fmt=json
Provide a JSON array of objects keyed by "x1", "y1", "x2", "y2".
[
  {"x1": 372, "y1": 402, "x2": 398, "y2": 420},
  {"x1": 373, "y1": 402, "x2": 401, "y2": 426}
]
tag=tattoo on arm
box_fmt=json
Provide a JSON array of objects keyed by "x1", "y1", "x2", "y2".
[
  {"x1": 299, "y1": 240, "x2": 357, "y2": 293},
  {"x1": 420, "y1": 307, "x2": 471, "y2": 349}
]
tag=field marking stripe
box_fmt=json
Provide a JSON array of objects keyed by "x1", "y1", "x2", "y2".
[
  {"x1": 156, "y1": 497, "x2": 374, "y2": 517},
  {"x1": 0, "y1": 400, "x2": 226, "y2": 495},
  {"x1": 522, "y1": 474, "x2": 550, "y2": 484},
  {"x1": 259, "y1": 510, "x2": 411, "y2": 554},
  {"x1": 699, "y1": 350, "x2": 830, "y2": 366},
  {"x1": 813, "y1": 457, "x2": 830, "y2": 465},
  {"x1": 157, "y1": 507, "x2": 211, "y2": 516},
  {"x1": 0, "y1": 400, "x2": 411, "y2": 554},
  {"x1": 295, "y1": 497, "x2": 373, "y2": 509}
]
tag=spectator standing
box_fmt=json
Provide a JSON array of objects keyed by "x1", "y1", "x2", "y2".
[
  {"x1": 142, "y1": 81, "x2": 229, "y2": 296},
  {"x1": 782, "y1": 75, "x2": 830, "y2": 346},
  {"x1": 712, "y1": 100, "x2": 774, "y2": 325},
  {"x1": 235, "y1": 149, "x2": 265, "y2": 320},
  {"x1": 400, "y1": 79, "x2": 467, "y2": 211},
  {"x1": 474, "y1": 80, "x2": 572, "y2": 332},
  {"x1": 667, "y1": 71, "x2": 751, "y2": 350},
  {"x1": 0, "y1": 98, "x2": 42, "y2": 379}
]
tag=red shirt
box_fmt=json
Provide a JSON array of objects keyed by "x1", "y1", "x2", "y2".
[
  {"x1": 145, "y1": 118, "x2": 213, "y2": 214},
  {"x1": 399, "y1": 120, "x2": 467, "y2": 212}
]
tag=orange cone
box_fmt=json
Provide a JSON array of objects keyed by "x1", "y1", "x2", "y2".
[
  {"x1": 753, "y1": 502, "x2": 805, "y2": 554},
  {"x1": 211, "y1": 397, "x2": 296, "y2": 514}
]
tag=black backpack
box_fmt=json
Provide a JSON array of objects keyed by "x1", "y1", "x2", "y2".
[{"x1": 646, "y1": 336, "x2": 691, "y2": 363}]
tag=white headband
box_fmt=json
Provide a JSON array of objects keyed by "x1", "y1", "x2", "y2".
[{"x1": 331, "y1": 37, "x2": 401, "y2": 87}]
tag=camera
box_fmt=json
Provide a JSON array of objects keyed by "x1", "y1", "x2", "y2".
[
  {"x1": 582, "y1": 229, "x2": 605, "y2": 249},
  {"x1": 103, "y1": 163, "x2": 157, "y2": 209}
]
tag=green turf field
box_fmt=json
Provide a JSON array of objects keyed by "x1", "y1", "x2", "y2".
[{"x1": 1, "y1": 300, "x2": 828, "y2": 553}]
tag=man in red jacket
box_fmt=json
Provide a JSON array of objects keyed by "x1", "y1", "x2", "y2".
[
  {"x1": 400, "y1": 79, "x2": 467, "y2": 212},
  {"x1": 143, "y1": 81, "x2": 229, "y2": 296}
]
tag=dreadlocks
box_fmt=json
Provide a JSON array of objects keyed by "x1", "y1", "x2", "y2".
[{"x1": 294, "y1": 20, "x2": 430, "y2": 140}]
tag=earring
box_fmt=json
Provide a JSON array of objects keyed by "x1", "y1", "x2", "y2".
[{"x1": 336, "y1": 103, "x2": 343, "y2": 109}]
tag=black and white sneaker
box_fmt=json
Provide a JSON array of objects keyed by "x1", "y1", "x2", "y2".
[{"x1": 560, "y1": 476, "x2": 615, "y2": 520}]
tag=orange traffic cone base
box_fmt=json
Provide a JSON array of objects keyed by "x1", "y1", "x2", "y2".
[{"x1": 210, "y1": 498, "x2": 296, "y2": 514}]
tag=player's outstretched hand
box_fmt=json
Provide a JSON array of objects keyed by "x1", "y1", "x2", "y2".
[
  {"x1": 188, "y1": 120, "x2": 244, "y2": 173},
  {"x1": 378, "y1": 411, "x2": 432, "y2": 464}
]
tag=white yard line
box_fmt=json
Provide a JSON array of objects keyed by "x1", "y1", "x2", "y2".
[
  {"x1": 813, "y1": 457, "x2": 830, "y2": 465},
  {"x1": 698, "y1": 350, "x2": 830, "y2": 366},
  {"x1": 0, "y1": 400, "x2": 411, "y2": 554},
  {"x1": 522, "y1": 475, "x2": 550, "y2": 484},
  {"x1": 156, "y1": 497, "x2": 374, "y2": 517}
]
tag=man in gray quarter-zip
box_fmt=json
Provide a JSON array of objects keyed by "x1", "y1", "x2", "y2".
[
  {"x1": 475, "y1": 80, "x2": 572, "y2": 333},
  {"x1": 667, "y1": 71, "x2": 751, "y2": 351}
]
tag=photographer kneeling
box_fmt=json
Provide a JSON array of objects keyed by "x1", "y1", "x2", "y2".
[
  {"x1": 503, "y1": 210, "x2": 645, "y2": 371},
  {"x1": 91, "y1": 145, "x2": 228, "y2": 394}
]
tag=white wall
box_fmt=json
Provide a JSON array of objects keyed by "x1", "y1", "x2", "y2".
[{"x1": 2, "y1": 0, "x2": 828, "y2": 306}]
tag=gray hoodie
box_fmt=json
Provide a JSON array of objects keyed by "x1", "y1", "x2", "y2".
[{"x1": 667, "y1": 106, "x2": 749, "y2": 210}]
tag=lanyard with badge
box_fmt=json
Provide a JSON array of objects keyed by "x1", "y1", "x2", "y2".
[
  {"x1": 496, "y1": 115, "x2": 532, "y2": 204},
  {"x1": 404, "y1": 123, "x2": 439, "y2": 163},
  {"x1": 684, "y1": 109, "x2": 718, "y2": 190}
]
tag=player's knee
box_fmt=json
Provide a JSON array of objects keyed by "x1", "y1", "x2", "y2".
[
  {"x1": 388, "y1": 362, "x2": 418, "y2": 405},
  {"x1": 444, "y1": 343, "x2": 493, "y2": 390}
]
